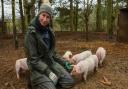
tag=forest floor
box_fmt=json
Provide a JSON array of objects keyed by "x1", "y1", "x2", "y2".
[{"x1": 0, "y1": 32, "x2": 128, "y2": 89}]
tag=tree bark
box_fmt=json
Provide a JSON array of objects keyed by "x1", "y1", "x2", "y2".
[
  {"x1": 23, "y1": 0, "x2": 36, "y2": 26},
  {"x1": 70, "y1": 0, "x2": 74, "y2": 31},
  {"x1": 19, "y1": 0, "x2": 25, "y2": 34},
  {"x1": 83, "y1": 0, "x2": 93, "y2": 41},
  {"x1": 74, "y1": 0, "x2": 79, "y2": 31},
  {"x1": 107, "y1": 0, "x2": 113, "y2": 39},
  {"x1": 12, "y1": 0, "x2": 18, "y2": 49},
  {"x1": 96, "y1": 0, "x2": 102, "y2": 32},
  {"x1": 1, "y1": 0, "x2": 5, "y2": 34},
  {"x1": 126, "y1": 0, "x2": 128, "y2": 8}
]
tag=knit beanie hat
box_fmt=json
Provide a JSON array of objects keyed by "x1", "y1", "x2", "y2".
[{"x1": 38, "y1": 4, "x2": 52, "y2": 17}]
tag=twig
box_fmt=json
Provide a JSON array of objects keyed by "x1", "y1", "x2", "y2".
[
  {"x1": 100, "y1": 80, "x2": 111, "y2": 86},
  {"x1": 99, "y1": 76, "x2": 112, "y2": 86}
]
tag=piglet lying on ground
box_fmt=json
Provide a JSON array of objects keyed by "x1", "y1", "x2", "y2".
[
  {"x1": 71, "y1": 55, "x2": 98, "y2": 81},
  {"x1": 15, "y1": 58, "x2": 28, "y2": 79},
  {"x1": 71, "y1": 50, "x2": 92, "y2": 64},
  {"x1": 96, "y1": 47, "x2": 106, "y2": 66},
  {"x1": 62, "y1": 50, "x2": 72, "y2": 61}
]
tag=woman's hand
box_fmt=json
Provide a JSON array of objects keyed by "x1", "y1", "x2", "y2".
[{"x1": 49, "y1": 72, "x2": 58, "y2": 85}]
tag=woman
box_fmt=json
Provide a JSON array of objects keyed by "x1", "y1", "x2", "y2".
[{"x1": 24, "y1": 4, "x2": 74, "y2": 89}]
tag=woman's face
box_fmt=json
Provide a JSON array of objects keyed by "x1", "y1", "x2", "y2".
[{"x1": 39, "y1": 12, "x2": 51, "y2": 27}]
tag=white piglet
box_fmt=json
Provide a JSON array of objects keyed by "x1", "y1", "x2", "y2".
[
  {"x1": 71, "y1": 50, "x2": 92, "y2": 64},
  {"x1": 15, "y1": 58, "x2": 28, "y2": 79},
  {"x1": 96, "y1": 47, "x2": 106, "y2": 66},
  {"x1": 62, "y1": 50, "x2": 72, "y2": 61},
  {"x1": 71, "y1": 55, "x2": 98, "y2": 81}
]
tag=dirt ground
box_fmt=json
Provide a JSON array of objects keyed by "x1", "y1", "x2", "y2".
[{"x1": 0, "y1": 32, "x2": 128, "y2": 89}]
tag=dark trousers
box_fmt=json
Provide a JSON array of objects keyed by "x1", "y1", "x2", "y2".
[
  {"x1": 33, "y1": 81, "x2": 56, "y2": 89},
  {"x1": 32, "y1": 75, "x2": 74, "y2": 89},
  {"x1": 29, "y1": 62, "x2": 74, "y2": 89}
]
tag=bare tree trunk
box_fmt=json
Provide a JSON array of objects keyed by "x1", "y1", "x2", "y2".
[
  {"x1": 31, "y1": 5, "x2": 36, "y2": 19},
  {"x1": 58, "y1": 0, "x2": 63, "y2": 31},
  {"x1": 70, "y1": 0, "x2": 74, "y2": 31},
  {"x1": 74, "y1": 0, "x2": 79, "y2": 31},
  {"x1": 19, "y1": 0, "x2": 25, "y2": 34},
  {"x1": 12, "y1": 0, "x2": 18, "y2": 49},
  {"x1": 85, "y1": 17, "x2": 89, "y2": 41},
  {"x1": 126, "y1": 0, "x2": 128, "y2": 8},
  {"x1": 38, "y1": 0, "x2": 41, "y2": 10},
  {"x1": 83, "y1": 0, "x2": 93, "y2": 41},
  {"x1": 96, "y1": 0, "x2": 102, "y2": 32},
  {"x1": 1, "y1": 0, "x2": 5, "y2": 34},
  {"x1": 107, "y1": 0, "x2": 113, "y2": 39},
  {"x1": 23, "y1": 0, "x2": 28, "y2": 28},
  {"x1": 23, "y1": 0, "x2": 36, "y2": 26}
]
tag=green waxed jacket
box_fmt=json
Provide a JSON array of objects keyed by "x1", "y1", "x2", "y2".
[{"x1": 24, "y1": 17, "x2": 71, "y2": 86}]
